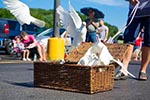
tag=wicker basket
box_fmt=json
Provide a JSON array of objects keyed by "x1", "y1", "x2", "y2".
[
  {"x1": 105, "y1": 43, "x2": 129, "y2": 61},
  {"x1": 34, "y1": 43, "x2": 129, "y2": 94},
  {"x1": 65, "y1": 43, "x2": 93, "y2": 63},
  {"x1": 65, "y1": 43, "x2": 129, "y2": 65},
  {"x1": 34, "y1": 62, "x2": 115, "y2": 94}
]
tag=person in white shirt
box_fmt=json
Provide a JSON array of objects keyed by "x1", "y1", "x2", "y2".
[{"x1": 96, "y1": 19, "x2": 109, "y2": 42}]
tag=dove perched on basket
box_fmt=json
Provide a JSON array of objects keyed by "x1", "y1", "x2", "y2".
[
  {"x1": 56, "y1": 1, "x2": 87, "y2": 47},
  {"x1": 78, "y1": 41, "x2": 136, "y2": 78},
  {"x1": 3, "y1": 0, "x2": 45, "y2": 27}
]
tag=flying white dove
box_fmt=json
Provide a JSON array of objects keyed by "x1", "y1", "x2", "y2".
[
  {"x1": 3, "y1": 0, "x2": 45, "y2": 27},
  {"x1": 56, "y1": 1, "x2": 87, "y2": 47}
]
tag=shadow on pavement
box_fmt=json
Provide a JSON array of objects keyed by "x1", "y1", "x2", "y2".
[
  {"x1": 4, "y1": 81, "x2": 34, "y2": 88},
  {"x1": 128, "y1": 77, "x2": 139, "y2": 80},
  {"x1": 27, "y1": 68, "x2": 34, "y2": 71}
]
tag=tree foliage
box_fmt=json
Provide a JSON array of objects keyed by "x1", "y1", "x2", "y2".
[
  {"x1": 0, "y1": 8, "x2": 118, "y2": 37},
  {"x1": 105, "y1": 22, "x2": 118, "y2": 37}
]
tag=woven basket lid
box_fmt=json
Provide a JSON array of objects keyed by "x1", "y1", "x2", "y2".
[{"x1": 65, "y1": 42, "x2": 129, "y2": 63}]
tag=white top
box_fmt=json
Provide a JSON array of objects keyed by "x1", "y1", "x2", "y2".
[{"x1": 97, "y1": 25, "x2": 109, "y2": 40}]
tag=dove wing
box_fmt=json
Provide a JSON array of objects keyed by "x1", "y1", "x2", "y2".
[
  {"x1": 69, "y1": 1, "x2": 82, "y2": 29},
  {"x1": 3, "y1": 0, "x2": 45, "y2": 27},
  {"x1": 56, "y1": 5, "x2": 75, "y2": 36}
]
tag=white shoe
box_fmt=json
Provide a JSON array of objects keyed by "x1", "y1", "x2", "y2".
[
  {"x1": 22, "y1": 58, "x2": 27, "y2": 61},
  {"x1": 27, "y1": 58, "x2": 31, "y2": 61}
]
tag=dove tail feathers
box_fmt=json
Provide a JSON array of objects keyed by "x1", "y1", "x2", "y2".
[
  {"x1": 30, "y1": 16, "x2": 46, "y2": 27},
  {"x1": 31, "y1": 18, "x2": 46, "y2": 28}
]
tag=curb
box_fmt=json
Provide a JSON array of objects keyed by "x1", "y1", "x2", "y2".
[{"x1": 0, "y1": 60, "x2": 33, "y2": 64}]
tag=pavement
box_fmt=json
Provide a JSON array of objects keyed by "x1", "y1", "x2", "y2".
[
  {"x1": 0, "y1": 62, "x2": 150, "y2": 100},
  {"x1": 0, "y1": 50, "x2": 33, "y2": 64},
  {"x1": 0, "y1": 50, "x2": 150, "y2": 100}
]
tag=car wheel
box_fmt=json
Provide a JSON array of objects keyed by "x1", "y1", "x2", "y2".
[{"x1": 5, "y1": 40, "x2": 15, "y2": 55}]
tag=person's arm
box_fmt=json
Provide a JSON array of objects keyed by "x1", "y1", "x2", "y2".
[
  {"x1": 96, "y1": 27, "x2": 104, "y2": 34},
  {"x1": 104, "y1": 27, "x2": 109, "y2": 41},
  {"x1": 140, "y1": 41, "x2": 142, "y2": 48},
  {"x1": 126, "y1": 0, "x2": 139, "y2": 6},
  {"x1": 85, "y1": 19, "x2": 91, "y2": 27},
  {"x1": 91, "y1": 22, "x2": 99, "y2": 29},
  {"x1": 26, "y1": 35, "x2": 38, "y2": 48},
  {"x1": 86, "y1": 19, "x2": 99, "y2": 29},
  {"x1": 31, "y1": 35, "x2": 37, "y2": 44},
  {"x1": 13, "y1": 40, "x2": 17, "y2": 47},
  {"x1": 104, "y1": 30, "x2": 108, "y2": 41}
]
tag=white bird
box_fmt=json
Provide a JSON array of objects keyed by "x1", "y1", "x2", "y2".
[
  {"x1": 56, "y1": 1, "x2": 87, "y2": 47},
  {"x1": 3, "y1": 0, "x2": 45, "y2": 27},
  {"x1": 78, "y1": 41, "x2": 136, "y2": 78},
  {"x1": 78, "y1": 41, "x2": 113, "y2": 66}
]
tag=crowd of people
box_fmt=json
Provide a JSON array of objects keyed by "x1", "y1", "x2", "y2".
[
  {"x1": 83, "y1": 0, "x2": 150, "y2": 81},
  {"x1": 84, "y1": 0, "x2": 150, "y2": 81},
  {"x1": 13, "y1": 7, "x2": 109, "y2": 62}
]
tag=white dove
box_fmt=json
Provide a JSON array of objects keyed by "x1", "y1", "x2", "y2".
[
  {"x1": 56, "y1": 1, "x2": 87, "y2": 47},
  {"x1": 78, "y1": 41, "x2": 136, "y2": 78},
  {"x1": 3, "y1": 0, "x2": 45, "y2": 27}
]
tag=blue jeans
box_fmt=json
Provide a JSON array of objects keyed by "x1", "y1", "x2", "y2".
[
  {"x1": 133, "y1": 46, "x2": 140, "y2": 52},
  {"x1": 86, "y1": 32, "x2": 97, "y2": 43},
  {"x1": 124, "y1": 16, "x2": 150, "y2": 47}
]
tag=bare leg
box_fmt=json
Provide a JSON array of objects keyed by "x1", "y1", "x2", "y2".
[
  {"x1": 40, "y1": 45, "x2": 47, "y2": 61},
  {"x1": 22, "y1": 50, "x2": 26, "y2": 59},
  {"x1": 140, "y1": 46, "x2": 150, "y2": 73},
  {"x1": 26, "y1": 50, "x2": 30, "y2": 59},
  {"x1": 120, "y1": 44, "x2": 134, "y2": 75},
  {"x1": 133, "y1": 49, "x2": 140, "y2": 61},
  {"x1": 36, "y1": 45, "x2": 43, "y2": 61}
]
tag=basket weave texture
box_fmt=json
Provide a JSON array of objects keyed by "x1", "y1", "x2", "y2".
[
  {"x1": 34, "y1": 43, "x2": 129, "y2": 94},
  {"x1": 65, "y1": 43, "x2": 129, "y2": 64},
  {"x1": 34, "y1": 62, "x2": 114, "y2": 94}
]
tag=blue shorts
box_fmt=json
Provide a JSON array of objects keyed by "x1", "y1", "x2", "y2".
[
  {"x1": 124, "y1": 16, "x2": 150, "y2": 47},
  {"x1": 86, "y1": 32, "x2": 97, "y2": 43},
  {"x1": 133, "y1": 46, "x2": 140, "y2": 52}
]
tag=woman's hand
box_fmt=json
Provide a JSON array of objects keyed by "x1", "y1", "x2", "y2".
[
  {"x1": 26, "y1": 43, "x2": 37, "y2": 49},
  {"x1": 86, "y1": 19, "x2": 93, "y2": 26},
  {"x1": 129, "y1": 0, "x2": 139, "y2": 6},
  {"x1": 96, "y1": 28, "x2": 104, "y2": 33},
  {"x1": 91, "y1": 22, "x2": 99, "y2": 29}
]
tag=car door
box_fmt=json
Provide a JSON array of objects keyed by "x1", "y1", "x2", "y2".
[{"x1": 7, "y1": 20, "x2": 21, "y2": 39}]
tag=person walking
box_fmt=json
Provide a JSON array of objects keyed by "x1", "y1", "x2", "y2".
[
  {"x1": 132, "y1": 28, "x2": 144, "y2": 61},
  {"x1": 115, "y1": 0, "x2": 150, "y2": 80}
]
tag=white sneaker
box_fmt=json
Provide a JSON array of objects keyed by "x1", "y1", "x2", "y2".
[
  {"x1": 22, "y1": 58, "x2": 27, "y2": 61},
  {"x1": 27, "y1": 58, "x2": 31, "y2": 61}
]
